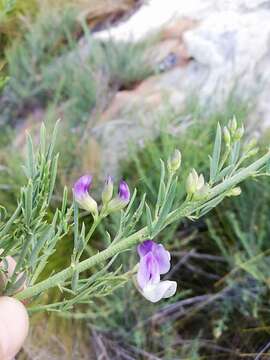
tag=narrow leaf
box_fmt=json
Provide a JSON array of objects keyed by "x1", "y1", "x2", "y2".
[{"x1": 210, "y1": 123, "x2": 222, "y2": 182}]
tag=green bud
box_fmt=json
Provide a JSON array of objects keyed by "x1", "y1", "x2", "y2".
[
  {"x1": 186, "y1": 169, "x2": 205, "y2": 196},
  {"x1": 83, "y1": 197, "x2": 98, "y2": 218},
  {"x1": 234, "y1": 125, "x2": 244, "y2": 141},
  {"x1": 228, "y1": 116, "x2": 237, "y2": 134},
  {"x1": 186, "y1": 169, "x2": 198, "y2": 195},
  {"x1": 227, "y1": 187, "x2": 241, "y2": 197},
  {"x1": 223, "y1": 126, "x2": 231, "y2": 146},
  {"x1": 191, "y1": 168, "x2": 199, "y2": 184},
  {"x1": 193, "y1": 184, "x2": 210, "y2": 200},
  {"x1": 102, "y1": 176, "x2": 114, "y2": 204},
  {"x1": 197, "y1": 174, "x2": 205, "y2": 190},
  {"x1": 167, "y1": 149, "x2": 181, "y2": 172}
]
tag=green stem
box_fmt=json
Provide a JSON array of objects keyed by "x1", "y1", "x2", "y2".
[
  {"x1": 15, "y1": 150, "x2": 270, "y2": 302},
  {"x1": 218, "y1": 145, "x2": 231, "y2": 173},
  {"x1": 75, "y1": 217, "x2": 101, "y2": 262}
]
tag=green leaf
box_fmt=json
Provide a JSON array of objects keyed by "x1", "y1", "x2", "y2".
[
  {"x1": 145, "y1": 202, "x2": 153, "y2": 238},
  {"x1": 265, "y1": 159, "x2": 270, "y2": 174},
  {"x1": 73, "y1": 201, "x2": 79, "y2": 251},
  {"x1": 39, "y1": 123, "x2": 47, "y2": 156},
  {"x1": 24, "y1": 181, "x2": 33, "y2": 226},
  {"x1": 48, "y1": 153, "x2": 59, "y2": 203},
  {"x1": 0, "y1": 206, "x2": 7, "y2": 222},
  {"x1": 230, "y1": 141, "x2": 241, "y2": 165},
  {"x1": 155, "y1": 159, "x2": 166, "y2": 217},
  {"x1": 215, "y1": 165, "x2": 234, "y2": 182},
  {"x1": 210, "y1": 123, "x2": 222, "y2": 183},
  {"x1": 47, "y1": 119, "x2": 60, "y2": 160},
  {"x1": 5, "y1": 272, "x2": 27, "y2": 296},
  {"x1": 26, "y1": 133, "x2": 36, "y2": 179}
]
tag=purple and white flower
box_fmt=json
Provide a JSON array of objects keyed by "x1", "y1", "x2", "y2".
[
  {"x1": 73, "y1": 175, "x2": 98, "y2": 217},
  {"x1": 107, "y1": 180, "x2": 130, "y2": 213},
  {"x1": 136, "y1": 240, "x2": 177, "y2": 303}
]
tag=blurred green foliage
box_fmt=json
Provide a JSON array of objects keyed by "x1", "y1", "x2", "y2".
[{"x1": 0, "y1": 0, "x2": 37, "y2": 60}]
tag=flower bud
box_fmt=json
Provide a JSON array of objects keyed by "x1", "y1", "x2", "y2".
[
  {"x1": 234, "y1": 125, "x2": 244, "y2": 141},
  {"x1": 197, "y1": 174, "x2": 205, "y2": 190},
  {"x1": 102, "y1": 176, "x2": 114, "y2": 204},
  {"x1": 73, "y1": 175, "x2": 98, "y2": 218},
  {"x1": 193, "y1": 184, "x2": 210, "y2": 200},
  {"x1": 186, "y1": 169, "x2": 207, "y2": 198},
  {"x1": 227, "y1": 187, "x2": 241, "y2": 197},
  {"x1": 186, "y1": 169, "x2": 198, "y2": 195},
  {"x1": 228, "y1": 116, "x2": 237, "y2": 134},
  {"x1": 223, "y1": 126, "x2": 231, "y2": 146},
  {"x1": 167, "y1": 149, "x2": 181, "y2": 173},
  {"x1": 107, "y1": 180, "x2": 130, "y2": 213}
]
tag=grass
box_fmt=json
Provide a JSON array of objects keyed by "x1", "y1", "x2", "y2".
[
  {"x1": 102, "y1": 38, "x2": 154, "y2": 90},
  {"x1": 0, "y1": 0, "x2": 37, "y2": 61},
  {"x1": 1, "y1": 5, "x2": 155, "y2": 127}
]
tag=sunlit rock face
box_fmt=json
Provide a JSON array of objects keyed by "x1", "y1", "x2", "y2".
[
  {"x1": 90, "y1": 0, "x2": 270, "y2": 178},
  {"x1": 183, "y1": 6, "x2": 270, "y2": 116},
  {"x1": 95, "y1": 0, "x2": 270, "y2": 118}
]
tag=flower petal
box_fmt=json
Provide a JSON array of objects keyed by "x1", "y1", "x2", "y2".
[
  {"x1": 152, "y1": 244, "x2": 171, "y2": 274},
  {"x1": 72, "y1": 175, "x2": 98, "y2": 216},
  {"x1": 137, "y1": 240, "x2": 155, "y2": 258},
  {"x1": 137, "y1": 252, "x2": 160, "y2": 289},
  {"x1": 73, "y1": 175, "x2": 92, "y2": 201},
  {"x1": 118, "y1": 180, "x2": 130, "y2": 202},
  {"x1": 142, "y1": 280, "x2": 177, "y2": 303}
]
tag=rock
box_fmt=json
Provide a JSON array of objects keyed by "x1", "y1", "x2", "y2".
[
  {"x1": 90, "y1": 61, "x2": 208, "y2": 177},
  {"x1": 145, "y1": 39, "x2": 191, "y2": 70},
  {"x1": 94, "y1": 0, "x2": 214, "y2": 41},
  {"x1": 182, "y1": 6, "x2": 270, "y2": 126},
  {"x1": 160, "y1": 18, "x2": 198, "y2": 40},
  {"x1": 99, "y1": 68, "x2": 188, "y2": 124},
  {"x1": 77, "y1": 0, "x2": 143, "y2": 31}
]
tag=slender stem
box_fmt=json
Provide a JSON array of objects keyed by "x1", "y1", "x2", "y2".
[
  {"x1": 75, "y1": 217, "x2": 101, "y2": 262},
  {"x1": 15, "y1": 150, "x2": 270, "y2": 302},
  {"x1": 218, "y1": 145, "x2": 231, "y2": 172}
]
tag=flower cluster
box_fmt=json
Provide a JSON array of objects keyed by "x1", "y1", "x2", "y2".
[
  {"x1": 136, "y1": 240, "x2": 177, "y2": 303},
  {"x1": 73, "y1": 175, "x2": 130, "y2": 218}
]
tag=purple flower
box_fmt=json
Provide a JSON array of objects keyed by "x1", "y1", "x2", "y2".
[
  {"x1": 73, "y1": 175, "x2": 98, "y2": 217},
  {"x1": 73, "y1": 175, "x2": 92, "y2": 201},
  {"x1": 136, "y1": 240, "x2": 177, "y2": 303},
  {"x1": 107, "y1": 180, "x2": 130, "y2": 213},
  {"x1": 118, "y1": 180, "x2": 130, "y2": 202}
]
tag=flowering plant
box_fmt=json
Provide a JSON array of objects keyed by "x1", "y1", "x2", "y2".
[{"x1": 0, "y1": 118, "x2": 269, "y2": 312}]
